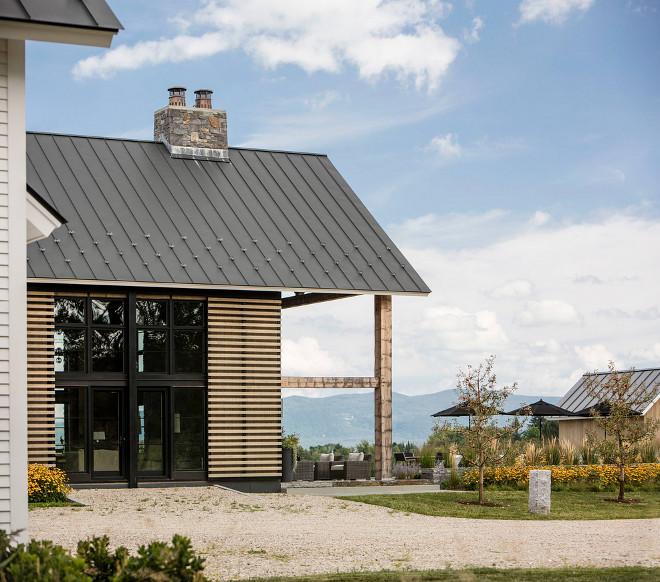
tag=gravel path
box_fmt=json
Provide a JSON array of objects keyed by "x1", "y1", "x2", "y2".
[{"x1": 28, "y1": 487, "x2": 660, "y2": 581}]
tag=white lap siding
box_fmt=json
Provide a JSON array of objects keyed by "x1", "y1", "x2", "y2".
[{"x1": 0, "y1": 38, "x2": 28, "y2": 541}]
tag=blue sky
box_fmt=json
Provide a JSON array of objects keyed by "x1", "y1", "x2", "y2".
[{"x1": 25, "y1": 0, "x2": 660, "y2": 398}]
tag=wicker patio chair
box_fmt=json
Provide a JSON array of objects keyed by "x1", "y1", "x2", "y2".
[
  {"x1": 314, "y1": 454, "x2": 343, "y2": 480},
  {"x1": 344, "y1": 453, "x2": 372, "y2": 480}
]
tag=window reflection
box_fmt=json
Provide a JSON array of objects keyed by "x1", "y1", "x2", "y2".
[
  {"x1": 138, "y1": 330, "x2": 168, "y2": 373},
  {"x1": 174, "y1": 301, "x2": 204, "y2": 326},
  {"x1": 173, "y1": 388, "x2": 204, "y2": 471},
  {"x1": 92, "y1": 300, "x2": 125, "y2": 325},
  {"x1": 54, "y1": 329, "x2": 85, "y2": 372},
  {"x1": 136, "y1": 300, "x2": 167, "y2": 326},
  {"x1": 92, "y1": 329, "x2": 124, "y2": 372},
  {"x1": 55, "y1": 298, "x2": 85, "y2": 324},
  {"x1": 55, "y1": 388, "x2": 86, "y2": 472}
]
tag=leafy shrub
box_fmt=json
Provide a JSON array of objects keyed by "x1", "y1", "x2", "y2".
[
  {"x1": 77, "y1": 535, "x2": 128, "y2": 581},
  {"x1": 0, "y1": 531, "x2": 89, "y2": 581},
  {"x1": 27, "y1": 464, "x2": 71, "y2": 503},
  {"x1": 0, "y1": 531, "x2": 208, "y2": 582}
]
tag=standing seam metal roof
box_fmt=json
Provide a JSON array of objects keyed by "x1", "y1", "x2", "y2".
[
  {"x1": 0, "y1": 0, "x2": 122, "y2": 31},
  {"x1": 557, "y1": 367, "x2": 660, "y2": 415},
  {"x1": 26, "y1": 132, "x2": 430, "y2": 295}
]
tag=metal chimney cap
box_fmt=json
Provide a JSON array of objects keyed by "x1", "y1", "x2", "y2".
[{"x1": 168, "y1": 86, "x2": 187, "y2": 94}]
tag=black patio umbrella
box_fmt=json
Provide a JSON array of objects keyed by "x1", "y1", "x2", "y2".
[
  {"x1": 432, "y1": 404, "x2": 476, "y2": 429},
  {"x1": 504, "y1": 399, "x2": 576, "y2": 442},
  {"x1": 432, "y1": 404, "x2": 505, "y2": 429},
  {"x1": 573, "y1": 401, "x2": 641, "y2": 417}
]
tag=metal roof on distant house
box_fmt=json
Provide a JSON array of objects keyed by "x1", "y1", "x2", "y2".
[
  {"x1": 557, "y1": 367, "x2": 660, "y2": 416},
  {"x1": 0, "y1": 0, "x2": 122, "y2": 32},
  {"x1": 26, "y1": 132, "x2": 431, "y2": 295}
]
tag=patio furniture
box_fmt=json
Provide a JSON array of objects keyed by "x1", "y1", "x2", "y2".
[
  {"x1": 292, "y1": 460, "x2": 314, "y2": 481},
  {"x1": 314, "y1": 454, "x2": 343, "y2": 480},
  {"x1": 345, "y1": 453, "x2": 372, "y2": 480},
  {"x1": 393, "y1": 452, "x2": 407, "y2": 464}
]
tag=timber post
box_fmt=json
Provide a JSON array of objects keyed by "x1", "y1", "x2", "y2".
[{"x1": 374, "y1": 295, "x2": 392, "y2": 479}]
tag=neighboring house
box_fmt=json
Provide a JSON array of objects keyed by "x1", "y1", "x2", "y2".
[
  {"x1": 25, "y1": 87, "x2": 430, "y2": 492},
  {"x1": 1, "y1": 0, "x2": 121, "y2": 539},
  {"x1": 556, "y1": 367, "x2": 660, "y2": 445}
]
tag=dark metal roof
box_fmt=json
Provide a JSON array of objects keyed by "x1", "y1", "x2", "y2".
[
  {"x1": 557, "y1": 368, "x2": 660, "y2": 415},
  {"x1": 0, "y1": 0, "x2": 122, "y2": 31},
  {"x1": 26, "y1": 132, "x2": 430, "y2": 295}
]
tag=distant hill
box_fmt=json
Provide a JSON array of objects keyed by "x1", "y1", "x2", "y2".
[{"x1": 282, "y1": 389, "x2": 560, "y2": 448}]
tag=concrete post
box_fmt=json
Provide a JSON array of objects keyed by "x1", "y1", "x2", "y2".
[{"x1": 528, "y1": 469, "x2": 551, "y2": 515}]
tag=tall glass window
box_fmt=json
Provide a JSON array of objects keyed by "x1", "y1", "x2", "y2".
[
  {"x1": 54, "y1": 297, "x2": 126, "y2": 374},
  {"x1": 137, "y1": 300, "x2": 205, "y2": 374},
  {"x1": 173, "y1": 388, "x2": 205, "y2": 471},
  {"x1": 55, "y1": 388, "x2": 86, "y2": 472}
]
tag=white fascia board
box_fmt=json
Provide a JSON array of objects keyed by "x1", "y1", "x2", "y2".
[
  {"x1": 0, "y1": 21, "x2": 117, "y2": 47},
  {"x1": 26, "y1": 277, "x2": 431, "y2": 297},
  {"x1": 642, "y1": 391, "x2": 660, "y2": 416},
  {"x1": 26, "y1": 190, "x2": 63, "y2": 243}
]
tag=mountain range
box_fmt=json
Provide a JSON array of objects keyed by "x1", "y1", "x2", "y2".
[{"x1": 282, "y1": 389, "x2": 560, "y2": 448}]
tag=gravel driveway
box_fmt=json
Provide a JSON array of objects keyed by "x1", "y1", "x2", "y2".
[{"x1": 28, "y1": 487, "x2": 660, "y2": 581}]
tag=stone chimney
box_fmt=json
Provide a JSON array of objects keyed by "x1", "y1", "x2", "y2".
[{"x1": 154, "y1": 87, "x2": 228, "y2": 161}]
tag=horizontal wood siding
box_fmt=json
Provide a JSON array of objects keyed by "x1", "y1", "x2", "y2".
[
  {"x1": 27, "y1": 290, "x2": 54, "y2": 465},
  {"x1": 207, "y1": 297, "x2": 281, "y2": 479}
]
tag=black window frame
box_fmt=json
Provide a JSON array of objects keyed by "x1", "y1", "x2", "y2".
[
  {"x1": 137, "y1": 299, "x2": 207, "y2": 380},
  {"x1": 54, "y1": 296, "x2": 127, "y2": 379}
]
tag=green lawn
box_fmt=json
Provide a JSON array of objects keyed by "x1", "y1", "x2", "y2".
[
  {"x1": 336, "y1": 490, "x2": 660, "y2": 520},
  {"x1": 28, "y1": 501, "x2": 83, "y2": 509},
  {"x1": 238, "y1": 567, "x2": 660, "y2": 582}
]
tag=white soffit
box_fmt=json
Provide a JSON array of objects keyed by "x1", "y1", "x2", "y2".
[
  {"x1": 26, "y1": 190, "x2": 63, "y2": 244},
  {"x1": 0, "y1": 21, "x2": 117, "y2": 47}
]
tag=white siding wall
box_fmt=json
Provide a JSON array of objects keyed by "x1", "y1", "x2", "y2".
[{"x1": 0, "y1": 38, "x2": 28, "y2": 541}]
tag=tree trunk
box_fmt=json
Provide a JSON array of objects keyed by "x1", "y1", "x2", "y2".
[
  {"x1": 479, "y1": 450, "x2": 484, "y2": 504},
  {"x1": 618, "y1": 462, "x2": 625, "y2": 502}
]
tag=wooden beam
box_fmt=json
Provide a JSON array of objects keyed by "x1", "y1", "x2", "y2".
[
  {"x1": 374, "y1": 295, "x2": 393, "y2": 480},
  {"x1": 281, "y1": 293, "x2": 357, "y2": 309},
  {"x1": 281, "y1": 377, "x2": 378, "y2": 389}
]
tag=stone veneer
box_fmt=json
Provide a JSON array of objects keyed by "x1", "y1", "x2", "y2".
[{"x1": 154, "y1": 105, "x2": 228, "y2": 161}]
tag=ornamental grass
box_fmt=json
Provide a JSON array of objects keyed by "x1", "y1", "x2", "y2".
[{"x1": 27, "y1": 463, "x2": 71, "y2": 503}]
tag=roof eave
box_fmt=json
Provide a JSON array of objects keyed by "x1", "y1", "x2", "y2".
[
  {"x1": 0, "y1": 19, "x2": 120, "y2": 47},
  {"x1": 26, "y1": 277, "x2": 431, "y2": 297}
]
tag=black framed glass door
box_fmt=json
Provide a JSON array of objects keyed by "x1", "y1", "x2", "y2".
[{"x1": 92, "y1": 389, "x2": 124, "y2": 477}]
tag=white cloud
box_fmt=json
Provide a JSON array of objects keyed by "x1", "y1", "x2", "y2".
[
  {"x1": 282, "y1": 336, "x2": 344, "y2": 376},
  {"x1": 73, "y1": 0, "x2": 464, "y2": 91},
  {"x1": 516, "y1": 299, "x2": 581, "y2": 326},
  {"x1": 464, "y1": 16, "x2": 484, "y2": 43},
  {"x1": 424, "y1": 133, "x2": 464, "y2": 159},
  {"x1": 488, "y1": 279, "x2": 534, "y2": 300},
  {"x1": 303, "y1": 90, "x2": 344, "y2": 112},
  {"x1": 575, "y1": 344, "x2": 617, "y2": 371},
  {"x1": 281, "y1": 209, "x2": 660, "y2": 399},
  {"x1": 238, "y1": 98, "x2": 453, "y2": 150},
  {"x1": 517, "y1": 0, "x2": 596, "y2": 25}
]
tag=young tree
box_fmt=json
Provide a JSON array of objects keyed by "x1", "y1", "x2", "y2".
[
  {"x1": 448, "y1": 355, "x2": 525, "y2": 504},
  {"x1": 584, "y1": 362, "x2": 660, "y2": 502}
]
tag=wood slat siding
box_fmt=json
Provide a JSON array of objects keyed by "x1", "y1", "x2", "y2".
[
  {"x1": 27, "y1": 290, "x2": 54, "y2": 465},
  {"x1": 207, "y1": 297, "x2": 282, "y2": 479}
]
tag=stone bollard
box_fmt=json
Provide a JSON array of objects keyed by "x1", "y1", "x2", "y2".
[{"x1": 528, "y1": 470, "x2": 551, "y2": 515}]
